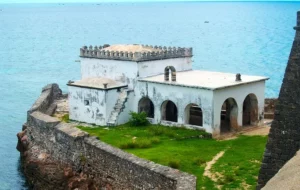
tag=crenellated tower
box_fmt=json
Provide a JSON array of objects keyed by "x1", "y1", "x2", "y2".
[{"x1": 79, "y1": 44, "x2": 193, "y2": 89}]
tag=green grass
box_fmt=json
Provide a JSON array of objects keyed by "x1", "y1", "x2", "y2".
[{"x1": 77, "y1": 124, "x2": 267, "y2": 190}]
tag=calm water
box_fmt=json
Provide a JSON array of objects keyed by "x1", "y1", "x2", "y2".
[{"x1": 0, "y1": 2, "x2": 299, "y2": 189}]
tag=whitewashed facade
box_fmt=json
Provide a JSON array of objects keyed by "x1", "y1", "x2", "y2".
[{"x1": 68, "y1": 44, "x2": 268, "y2": 137}]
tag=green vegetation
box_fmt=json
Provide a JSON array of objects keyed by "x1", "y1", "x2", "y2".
[
  {"x1": 77, "y1": 124, "x2": 267, "y2": 190},
  {"x1": 61, "y1": 114, "x2": 70, "y2": 123},
  {"x1": 129, "y1": 111, "x2": 150, "y2": 126}
]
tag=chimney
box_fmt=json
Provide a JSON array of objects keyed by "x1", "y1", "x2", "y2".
[{"x1": 236, "y1": 73, "x2": 241, "y2": 82}]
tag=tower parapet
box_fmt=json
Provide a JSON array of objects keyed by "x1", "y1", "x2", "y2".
[{"x1": 79, "y1": 44, "x2": 193, "y2": 62}]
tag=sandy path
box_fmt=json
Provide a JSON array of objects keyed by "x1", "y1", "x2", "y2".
[{"x1": 203, "y1": 151, "x2": 225, "y2": 182}]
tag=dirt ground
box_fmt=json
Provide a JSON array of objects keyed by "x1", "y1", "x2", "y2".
[{"x1": 218, "y1": 119, "x2": 272, "y2": 140}]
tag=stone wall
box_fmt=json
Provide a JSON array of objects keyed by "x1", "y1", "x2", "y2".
[
  {"x1": 17, "y1": 84, "x2": 196, "y2": 190},
  {"x1": 257, "y1": 11, "x2": 300, "y2": 189}
]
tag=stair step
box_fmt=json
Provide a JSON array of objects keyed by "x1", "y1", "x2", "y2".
[{"x1": 107, "y1": 90, "x2": 128, "y2": 126}]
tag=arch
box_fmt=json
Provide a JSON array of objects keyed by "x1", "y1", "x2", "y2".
[
  {"x1": 164, "y1": 66, "x2": 176, "y2": 81},
  {"x1": 138, "y1": 97, "x2": 154, "y2": 118},
  {"x1": 161, "y1": 100, "x2": 178, "y2": 122},
  {"x1": 220, "y1": 98, "x2": 238, "y2": 133},
  {"x1": 185, "y1": 103, "x2": 203, "y2": 126},
  {"x1": 242, "y1": 93, "x2": 259, "y2": 126}
]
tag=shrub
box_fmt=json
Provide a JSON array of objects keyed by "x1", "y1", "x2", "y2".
[
  {"x1": 129, "y1": 111, "x2": 150, "y2": 126},
  {"x1": 137, "y1": 138, "x2": 152, "y2": 148},
  {"x1": 168, "y1": 160, "x2": 180, "y2": 169},
  {"x1": 150, "y1": 137, "x2": 160, "y2": 144},
  {"x1": 61, "y1": 114, "x2": 69, "y2": 123}
]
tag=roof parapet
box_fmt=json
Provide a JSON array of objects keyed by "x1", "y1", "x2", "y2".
[{"x1": 79, "y1": 44, "x2": 193, "y2": 62}]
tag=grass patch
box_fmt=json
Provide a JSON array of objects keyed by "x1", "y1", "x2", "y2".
[{"x1": 77, "y1": 124, "x2": 267, "y2": 190}]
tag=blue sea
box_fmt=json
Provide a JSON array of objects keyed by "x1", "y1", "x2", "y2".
[{"x1": 0, "y1": 1, "x2": 299, "y2": 189}]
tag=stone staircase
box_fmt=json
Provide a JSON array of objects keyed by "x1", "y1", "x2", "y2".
[{"x1": 107, "y1": 90, "x2": 128, "y2": 126}]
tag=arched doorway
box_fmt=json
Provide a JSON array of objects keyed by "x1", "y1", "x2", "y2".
[
  {"x1": 185, "y1": 103, "x2": 203, "y2": 126},
  {"x1": 138, "y1": 97, "x2": 154, "y2": 118},
  {"x1": 220, "y1": 98, "x2": 238, "y2": 133},
  {"x1": 161, "y1": 100, "x2": 178, "y2": 122},
  {"x1": 243, "y1": 94, "x2": 258, "y2": 126}
]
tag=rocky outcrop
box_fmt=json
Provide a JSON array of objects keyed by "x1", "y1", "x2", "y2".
[
  {"x1": 17, "y1": 84, "x2": 99, "y2": 190},
  {"x1": 17, "y1": 84, "x2": 196, "y2": 190}
]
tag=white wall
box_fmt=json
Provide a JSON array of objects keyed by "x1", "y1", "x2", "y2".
[
  {"x1": 138, "y1": 57, "x2": 192, "y2": 78},
  {"x1": 213, "y1": 81, "x2": 266, "y2": 135},
  {"x1": 117, "y1": 91, "x2": 135, "y2": 125},
  {"x1": 68, "y1": 86, "x2": 107, "y2": 125},
  {"x1": 106, "y1": 89, "x2": 120, "y2": 123},
  {"x1": 133, "y1": 81, "x2": 214, "y2": 132},
  {"x1": 80, "y1": 58, "x2": 138, "y2": 89}
]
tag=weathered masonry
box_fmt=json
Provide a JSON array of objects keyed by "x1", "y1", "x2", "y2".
[
  {"x1": 68, "y1": 44, "x2": 268, "y2": 137},
  {"x1": 17, "y1": 84, "x2": 196, "y2": 190},
  {"x1": 257, "y1": 11, "x2": 300, "y2": 189}
]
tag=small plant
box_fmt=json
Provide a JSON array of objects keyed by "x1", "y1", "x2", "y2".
[
  {"x1": 150, "y1": 136, "x2": 160, "y2": 144},
  {"x1": 147, "y1": 126, "x2": 176, "y2": 138},
  {"x1": 61, "y1": 114, "x2": 69, "y2": 123},
  {"x1": 193, "y1": 157, "x2": 206, "y2": 165},
  {"x1": 129, "y1": 111, "x2": 150, "y2": 126},
  {"x1": 79, "y1": 153, "x2": 87, "y2": 164},
  {"x1": 137, "y1": 138, "x2": 152, "y2": 148},
  {"x1": 168, "y1": 160, "x2": 180, "y2": 169},
  {"x1": 119, "y1": 138, "x2": 153, "y2": 149}
]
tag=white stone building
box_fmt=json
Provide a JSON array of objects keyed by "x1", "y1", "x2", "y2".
[{"x1": 68, "y1": 44, "x2": 268, "y2": 137}]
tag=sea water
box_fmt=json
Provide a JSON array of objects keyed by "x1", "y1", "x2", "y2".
[{"x1": 0, "y1": 2, "x2": 299, "y2": 189}]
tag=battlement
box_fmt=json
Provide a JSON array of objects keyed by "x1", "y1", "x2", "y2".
[{"x1": 79, "y1": 44, "x2": 193, "y2": 62}]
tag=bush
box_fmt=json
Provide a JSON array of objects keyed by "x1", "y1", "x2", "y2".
[
  {"x1": 168, "y1": 160, "x2": 180, "y2": 169},
  {"x1": 61, "y1": 114, "x2": 69, "y2": 123},
  {"x1": 150, "y1": 137, "x2": 160, "y2": 144},
  {"x1": 129, "y1": 111, "x2": 150, "y2": 126}
]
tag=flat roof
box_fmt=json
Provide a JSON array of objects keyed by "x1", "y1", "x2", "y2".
[
  {"x1": 102, "y1": 44, "x2": 159, "y2": 53},
  {"x1": 138, "y1": 70, "x2": 269, "y2": 90},
  {"x1": 67, "y1": 77, "x2": 127, "y2": 90}
]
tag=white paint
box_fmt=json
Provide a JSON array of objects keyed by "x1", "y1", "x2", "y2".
[
  {"x1": 68, "y1": 45, "x2": 268, "y2": 137},
  {"x1": 117, "y1": 91, "x2": 135, "y2": 125},
  {"x1": 68, "y1": 85, "x2": 119, "y2": 126},
  {"x1": 133, "y1": 82, "x2": 214, "y2": 132},
  {"x1": 140, "y1": 70, "x2": 268, "y2": 90},
  {"x1": 80, "y1": 58, "x2": 138, "y2": 89},
  {"x1": 213, "y1": 81, "x2": 266, "y2": 135},
  {"x1": 80, "y1": 57, "x2": 193, "y2": 89},
  {"x1": 137, "y1": 57, "x2": 192, "y2": 78}
]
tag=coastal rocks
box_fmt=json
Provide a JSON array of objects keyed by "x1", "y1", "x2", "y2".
[
  {"x1": 18, "y1": 142, "x2": 99, "y2": 190},
  {"x1": 16, "y1": 84, "x2": 101, "y2": 190}
]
